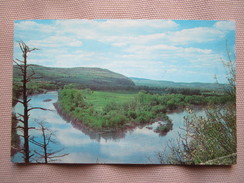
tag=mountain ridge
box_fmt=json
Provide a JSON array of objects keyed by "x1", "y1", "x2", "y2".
[
  {"x1": 13, "y1": 64, "x2": 224, "y2": 91},
  {"x1": 130, "y1": 77, "x2": 225, "y2": 91},
  {"x1": 13, "y1": 64, "x2": 135, "y2": 89}
]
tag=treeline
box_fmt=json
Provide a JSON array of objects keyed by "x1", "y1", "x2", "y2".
[
  {"x1": 12, "y1": 79, "x2": 216, "y2": 101},
  {"x1": 57, "y1": 89, "x2": 232, "y2": 131},
  {"x1": 12, "y1": 80, "x2": 60, "y2": 106}
]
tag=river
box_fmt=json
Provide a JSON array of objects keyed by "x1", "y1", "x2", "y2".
[{"x1": 12, "y1": 91, "x2": 203, "y2": 164}]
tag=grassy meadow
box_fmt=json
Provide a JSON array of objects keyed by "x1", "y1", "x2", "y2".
[{"x1": 85, "y1": 91, "x2": 137, "y2": 112}]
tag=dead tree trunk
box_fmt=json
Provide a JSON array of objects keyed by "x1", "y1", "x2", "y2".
[
  {"x1": 41, "y1": 124, "x2": 48, "y2": 164},
  {"x1": 22, "y1": 47, "x2": 30, "y2": 163},
  {"x1": 14, "y1": 41, "x2": 38, "y2": 163}
]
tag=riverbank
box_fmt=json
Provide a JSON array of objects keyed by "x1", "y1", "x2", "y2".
[
  {"x1": 54, "y1": 102, "x2": 172, "y2": 134},
  {"x1": 55, "y1": 88, "x2": 227, "y2": 135}
]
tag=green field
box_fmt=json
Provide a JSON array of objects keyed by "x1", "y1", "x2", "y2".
[{"x1": 85, "y1": 91, "x2": 137, "y2": 111}]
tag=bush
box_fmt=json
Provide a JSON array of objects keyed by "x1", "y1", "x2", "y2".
[
  {"x1": 152, "y1": 105, "x2": 167, "y2": 114},
  {"x1": 105, "y1": 110, "x2": 127, "y2": 127},
  {"x1": 154, "y1": 121, "x2": 173, "y2": 134},
  {"x1": 136, "y1": 111, "x2": 154, "y2": 123},
  {"x1": 127, "y1": 110, "x2": 137, "y2": 119},
  {"x1": 103, "y1": 102, "x2": 121, "y2": 113},
  {"x1": 161, "y1": 104, "x2": 236, "y2": 165}
]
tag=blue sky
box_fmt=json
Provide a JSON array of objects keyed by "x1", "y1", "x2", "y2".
[{"x1": 14, "y1": 19, "x2": 235, "y2": 83}]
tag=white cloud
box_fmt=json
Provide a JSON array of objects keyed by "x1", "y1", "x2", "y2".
[
  {"x1": 15, "y1": 21, "x2": 40, "y2": 30},
  {"x1": 60, "y1": 152, "x2": 97, "y2": 163},
  {"x1": 98, "y1": 33, "x2": 166, "y2": 47},
  {"x1": 112, "y1": 42, "x2": 127, "y2": 47},
  {"x1": 55, "y1": 128, "x2": 95, "y2": 146},
  {"x1": 54, "y1": 20, "x2": 176, "y2": 46},
  {"x1": 184, "y1": 47, "x2": 212, "y2": 54},
  {"x1": 13, "y1": 19, "x2": 234, "y2": 82},
  {"x1": 27, "y1": 35, "x2": 82, "y2": 48},
  {"x1": 125, "y1": 44, "x2": 212, "y2": 55},
  {"x1": 28, "y1": 58, "x2": 49, "y2": 65},
  {"x1": 15, "y1": 20, "x2": 55, "y2": 33},
  {"x1": 99, "y1": 139, "x2": 160, "y2": 157},
  {"x1": 169, "y1": 27, "x2": 225, "y2": 44},
  {"x1": 214, "y1": 20, "x2": 235, "y2": 31}
]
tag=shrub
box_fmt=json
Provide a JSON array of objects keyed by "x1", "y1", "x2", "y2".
[
  {"x1": 103, "y1": 102, "x2": 121, "y2": 113},
  {"x1": 151, "y1": 105, "x2": 167, "y2": 114},
  {"x1": 136, "y1": 111, "x2": 154, "y2": 123},
  {"x1": 105, "y1": 110, "x2": 127, "y2": 127},
  {"x1": 127, "y1": 110, "x2": 137, "y2": 119},
  {"x1": 154, "y1": 121, "x2": 173, "y2": 134}
]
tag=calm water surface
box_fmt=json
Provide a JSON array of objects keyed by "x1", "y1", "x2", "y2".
[{"x1": 12, "y1": 91, "x2": 203, "y2": 164}]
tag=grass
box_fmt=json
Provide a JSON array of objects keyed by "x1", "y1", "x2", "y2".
[{"x1": 85, "y1": 91, "x2": 137, "y2": 111}]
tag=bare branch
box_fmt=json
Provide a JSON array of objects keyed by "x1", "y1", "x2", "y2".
[
  {"x1": 15, "y1": 58, "x2": 24, "y2": 63},
  {"x1": 27, "y1": 107, "x2": 51, "y2": 112},
  {"x1": 13, "y1": 60, "x2": 24, "y2": 71},
  {"x1": 17, "y1": 113, "x2": 25, "y2": 118},
  {"x1": 48, "y1": 153, "x2": 69, "y2": 159}
]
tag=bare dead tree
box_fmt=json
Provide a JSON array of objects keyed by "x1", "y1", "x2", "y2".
[
  {"x1": 30, "y1": 121, "x2": 68, "y2": 163},
  {"x1": 13, "y1": 41, "x2": 47, "y2": 163}
]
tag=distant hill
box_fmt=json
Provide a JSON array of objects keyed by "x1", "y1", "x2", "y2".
[
  {"x1": 13, "y1": 65, "x2": 226, "y2": 91},
  {"x1": 130, "y1": 77, "x2": 225, "y2": 91},
  {"x1": 13, "y1": 65, "x2": 135, "y2": 89}
]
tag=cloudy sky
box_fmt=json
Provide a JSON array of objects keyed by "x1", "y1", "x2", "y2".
[{"x1": 14, "y1": 19, "x2": 235, "y2": 83}]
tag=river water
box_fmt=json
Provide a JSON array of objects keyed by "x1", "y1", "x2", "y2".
[{"x1": 12, "y1": 91, "x2": 201, "y2": 164}]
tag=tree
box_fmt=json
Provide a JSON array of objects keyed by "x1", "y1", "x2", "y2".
[
  {"x1": 13, "y1": 41, "x2": 46, "y2": 163},
  {"x1": 30, "y1": 121, "x2": 68, "y2": 163},
  {"x1": 223, "y1": 40, "x2": 236, "y2": 99},
  {"x1": 154, "y1": 41, "x2": 236, "y2": 165}
]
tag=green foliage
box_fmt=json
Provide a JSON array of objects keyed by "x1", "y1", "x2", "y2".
[
  {"x1": 161, "y1": 103, "x2": 236, "y2": 165},
  {"x1": 57, "y1": 88, "x2": 231, "y2": 131},
  {"x1": 64, "y1": 83, "x2": 79, "y2": 89},
  {"x1": 59, "y1": 89, "x2": 87, "y2": 113},
  {"x1": 135, "y1": 110, "x2": 154, "y2": 124},
  {"x1": 12, "y1": 82, "x2": 22, "y2": 106},
  {"x1": 105, "y1": 111, "x2": 127, "y2": 127},
  {"x1": 131, "y1": 77, "x2": 227, "y2": 92},
  {"x1": 27, "y1": 81, "x2": 58, "y2": 95},
  {"x1": 151, "y1": 105, "x2": 167, "y2": 114},
  {"x1": 185, "y1": 104, "x2": 236, "y2": 165},
  {"x1": 12, "y1": 80, "x2": 59, "y2": 105},
  {"x1": 155, "y1": 121, "x2": 173, "y2": 134}
]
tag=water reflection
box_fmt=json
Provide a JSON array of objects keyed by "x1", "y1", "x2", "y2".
[{"x1": 12, "y1": 91, "x2": 202, "y2": 164}]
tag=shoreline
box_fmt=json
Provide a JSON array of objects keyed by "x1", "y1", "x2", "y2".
[
  {"x1": 54, "y1": 102, "x2": 172, "y2": 135},
  {"x1": 53, "y1": 99, "x2": 206, "y2": 136}
]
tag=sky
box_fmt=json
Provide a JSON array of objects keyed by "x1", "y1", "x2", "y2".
[{"x1": 14, "y1": 19, "x2": 235, "y2": 83}]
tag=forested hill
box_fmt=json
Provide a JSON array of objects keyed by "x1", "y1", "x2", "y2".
[
  {"x1": 13, "y1": 65, "x2": 135, "y2": 89},
  {"x1": 131, "y1": 77, "x2": 225, "y2": 91},
  {"x1": 13, "y1": 64, "x2": 225, "y2": 91}
]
